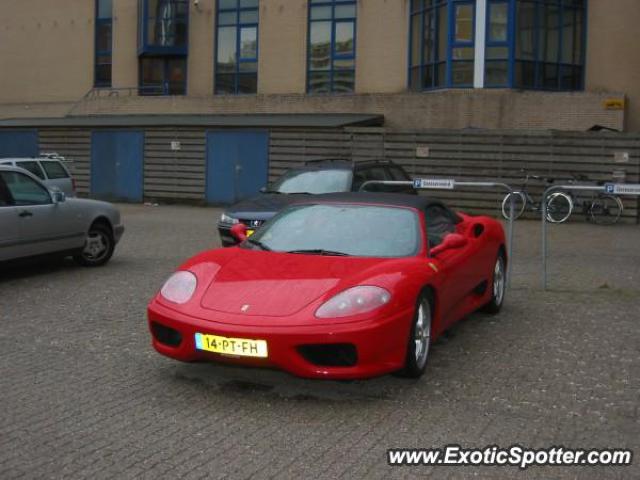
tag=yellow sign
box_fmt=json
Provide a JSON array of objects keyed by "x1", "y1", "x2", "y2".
[{"x1": 603, "y1": 98, "x2": 625, "y2": 110}]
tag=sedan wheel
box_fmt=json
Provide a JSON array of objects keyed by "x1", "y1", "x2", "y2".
[{"x1": 74, "y1": 224, "x2": 115, "y2": 267}]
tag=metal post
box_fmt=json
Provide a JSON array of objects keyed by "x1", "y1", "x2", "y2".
[
  {"x1": 508, "y1": 190, "x2": 515, "y2": 286},
  {"x1": 541, "y1": 184, "x2": 607, "y2": 290},
  {"x1": 541, "y1": 188, "x2": 548, "y2": 290}
]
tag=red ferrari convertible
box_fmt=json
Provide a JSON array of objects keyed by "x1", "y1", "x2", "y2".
[{"x1": 148, "y1": 193, "x2": 507, "y2": 379}]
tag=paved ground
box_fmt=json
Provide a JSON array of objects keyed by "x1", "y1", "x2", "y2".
[{"x1": 1, "y1": 204, "x2": 638, "y2": 480}]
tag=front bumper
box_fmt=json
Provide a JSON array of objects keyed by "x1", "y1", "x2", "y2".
[{"x1": 147, "y1": 300, "x2": 412, "y2": 380}]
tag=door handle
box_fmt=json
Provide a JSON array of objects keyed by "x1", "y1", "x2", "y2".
[{"x1": 18, "y1": 210, "x2": 33, "y2": 218}]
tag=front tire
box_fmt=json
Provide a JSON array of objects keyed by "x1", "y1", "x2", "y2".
[
  {"x1": 481, "y1": 251, "x2": 506, "y2": 314},
  {"x1": 399, "y1": 292, "x2": 433, "y2": 379},
  {"x1": 73, "y1": 223, "x2": 115, "y2": 267}
]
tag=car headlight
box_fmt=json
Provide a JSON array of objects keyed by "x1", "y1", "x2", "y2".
[
  {"x1": 220, "y1": 213, "x2": 239, "y2": 224},
  {"x1": 315, "y1": 286, "x2": 391, "y2": 319},
  {"x1": 160, "y1": 271, "x2": 197, "y2": 304}
]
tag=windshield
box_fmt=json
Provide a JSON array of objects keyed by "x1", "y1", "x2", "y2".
[
  {"x1": 270, "y1": 169, "x2": 352, "y2": 194},
  {"x1": 248, "y1": 204, "x2": 421, "y2": 257}
]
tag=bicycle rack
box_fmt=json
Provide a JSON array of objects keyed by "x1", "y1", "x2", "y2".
[
  {"x1": 541, "y1": 183, "x2": 640, "y2": 290},
  {"x1": 359, "y1": 179, "x2": 516, "y2": 288}
]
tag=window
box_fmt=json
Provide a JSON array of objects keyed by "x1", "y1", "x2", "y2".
[
  {"x1": 307, "y1": 0, "x2": 357, "y2": 94},
  {"x1": 271, "y1": 169, "x2": 352, "y2": 194},
  {"x1": 16, "y1": 161, "x2": 46, "y2": 180},
  {"x1": 138, "y1": 0, "x2": 189, "y2": 95},
  {"x1": 513, "y1": 0, "x2": 585, "y2": 90},
  {"x1": 451, "y1": 1, "x2": 475, "y2": 86},
  {"x1": 140, "y1": 57, "x2": 187, "y2": 95},
  {"x1": 138, "y1": 0, "x2": 189, "y2": 53},
  {"x1": 0, "y1": 172, "x2": 51, "y2": 206},
  {"x1": 0, "y1": 177, "x2": 12, "y2": 206},
  {"x1": 41, "y1": 162, "x2": 70, "y2": 180},
  {"x1": 485, "y1": 0, "x2": 510, "y2": 86},
  {"x1": 388, "y1": 166, "x2": 411, "y2": 182},
  {"x1": 250, "y1": 205, "x2": 420, "y2": 258},
  {"x1": 215, "y1": 0, "x2": 259, "y2": 95},
  {"x1": 95, "y1": 0, "x2": 113, "y2": 87},
  {"x1": 425, "y1": 204, "x2": 458, "y2": 248},
  {"x1": 409, "y1": 0, "x2": 452, "y2": 90},
  {"x1": 409, "y1": 0, "x2": 585, "y2": 91},
  {"x1": 352, "y1": 166, "x2": 391, "y2": 192}
]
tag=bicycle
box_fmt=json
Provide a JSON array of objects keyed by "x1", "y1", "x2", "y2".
[
  {"x1": 561, "y1": 174, "x2": 624, "y2": 225},
  {"x1": 501, "y1": 172, "x2": 624, "y2": 225},
  {"x1": 501, "y1": 172, "x2": 573, "y2": 223}
]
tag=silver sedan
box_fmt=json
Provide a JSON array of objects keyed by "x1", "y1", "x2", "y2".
[{"x1": 0, "y1": 165, "x2": 124, "y2": 266}]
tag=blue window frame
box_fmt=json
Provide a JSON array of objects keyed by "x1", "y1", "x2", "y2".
[
  {"x1": 94, "y1": 0, "x2": 113, "y2": 87},
  {"x1": 137, "y1": 0, "x2": 189, "y2": 95},
  {"x1": 512, "y1": 0, "x2": 585, "y2": 90},
  {"x1": 485, "y1": 0, "x2": 512, "y2": 87},
  {"x1": 138, "y1": 0, "x2": 189, "y2": 55},
  {"x1": 449, "y1": 0, "x2": 476, "y2": 86},
  {"x1": 307, "y1": 0, "x2": 357, "y2": 94},
  {"x1": 139, "y1": 57, "x2": 187, "y2": 95},
  {"x1": 409, "y1": 0, "x2": 585, "y2": 91},
  {"x1": 409, "y1": 0, "x2": 448, "y2": 90},
  {"x1": 215, "y1": 0, "x2": 259, "y2": 95}
]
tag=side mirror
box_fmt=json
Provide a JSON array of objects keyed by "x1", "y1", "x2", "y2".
[
  {"x1": 230, "y1": 223, "x2": 248, "y2": 243},
  {"x1": 52, "y1": 190, "x2": 66, "y2": 203},
  {"x1": 430, "y1": 233, "x2": 467, "y2": 256}
]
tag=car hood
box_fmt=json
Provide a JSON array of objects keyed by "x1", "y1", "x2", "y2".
[
  {"x1": 225, "y1": 194, "x2": 309, "y2": 221},
  {"x1": 199, "y1": 251, "x2": 390, "y2": 318}
]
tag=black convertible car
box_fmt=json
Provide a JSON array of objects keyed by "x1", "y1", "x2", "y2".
[{"x1": 217, "y1": 158, "x2": 415, "y2": 246}]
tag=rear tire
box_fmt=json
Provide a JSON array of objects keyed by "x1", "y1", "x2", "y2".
[
  {"x1": 73, "y1": 223, "x2": 115, "y2": 267},
  {"x1": 481, "y1": 251, "x2": 506, "y2": 314},
  {"x1": 501, "y1": 192, "x2": 526, "y2": 220},
  {"x1": 589, "y1": 194, "x2": 623, "y2": 225},
  {"x1": 398, "y1": 292, "x2": 433, "y2": 379}
]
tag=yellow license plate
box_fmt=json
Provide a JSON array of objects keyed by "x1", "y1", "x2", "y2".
[
  {"x1": 195, "y1": 333, "x2": 268, "y2": 358},
  {"x1": 246, "y1": 229, "x2": 255, "y2": 237}
]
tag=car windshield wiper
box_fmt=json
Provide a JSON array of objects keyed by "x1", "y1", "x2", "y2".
[
  {"x1": 246, "y1": 238, "x2": 271, "y2": 251},
  {"x1": 286, "y1": 249, "x2": 351, "y2": 257}
]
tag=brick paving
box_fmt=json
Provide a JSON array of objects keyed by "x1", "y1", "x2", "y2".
[{"x1": 1, "y1": 204, "x2": 638, "y2": 479}]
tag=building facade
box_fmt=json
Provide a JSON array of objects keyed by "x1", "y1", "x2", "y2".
[
  {"x1": 0, "y1": 0, "x2": 638, "y2": 131},
  {"x1": 0, "y1": 0, "x2": 639, "y2": 213}
]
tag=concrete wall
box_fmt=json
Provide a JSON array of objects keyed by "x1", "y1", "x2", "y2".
[
  {"x1": 112, "y1": 0, "x2": 138, "y2": 90},
  {"x1": 187, "y1": 0, "x2": 215, "y2": 96},
  {"x1": 586, "y1": 0, "x2": 640, "y2": 132},
  {"x1": 258, "y1": 0, "x2": 307, "y2": 94},
  {"x1": 355, "y1": 0, "x2": 409, "y2": 93},
  {"x1": 0, "y1": 0, "x2": 94, "y2": 103},
  {"x1": 64, "y1": 89, "x2": 624, "y2": 131}
]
